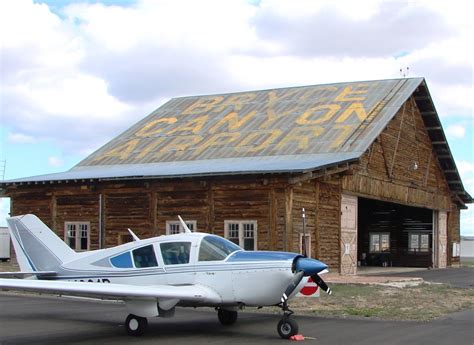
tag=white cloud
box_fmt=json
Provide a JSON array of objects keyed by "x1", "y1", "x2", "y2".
[
  {"x1": 446, "y1": 124, "x2": 466, "y2": 139},
  {"x1": 457, "y1": 160, "x2": 474, "y2": 176},
  {"x1": 48, "y1": 156, "x2": 63, "y2": 168},
  {"x1": 7, "y1": 133, "x2": 37, "y2": 144}
]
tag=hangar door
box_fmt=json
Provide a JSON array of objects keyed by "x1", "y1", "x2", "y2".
[{"x1": 358, "y1": 198, "x2": 433, "y2": 268}]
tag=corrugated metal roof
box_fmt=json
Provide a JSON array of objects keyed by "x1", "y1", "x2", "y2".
[
  {"x1": 77, "y1": 78, "x2": 421, "y2": 166},
  {"x1": 4, "y1": 152, "x2": 360, "y2": 183},
  {"x1": 1, "y1": 77, "x2": 470, "y2": 204}
]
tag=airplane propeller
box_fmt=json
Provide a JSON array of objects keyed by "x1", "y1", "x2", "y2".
[
  {"x1": 311, "y1": 273, "x2": 332, "y2": 295},
  {"x1": 280, "y1": 257, "x2": 332, "y2": 307}
]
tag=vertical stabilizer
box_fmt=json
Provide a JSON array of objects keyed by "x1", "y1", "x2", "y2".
[{"x1": 6, "y1": 214, "x2": 77, "y2": 272}]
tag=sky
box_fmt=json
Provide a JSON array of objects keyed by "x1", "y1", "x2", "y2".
[{"x1": 0, "y1": 0, "x2": 473, "y2": 235}]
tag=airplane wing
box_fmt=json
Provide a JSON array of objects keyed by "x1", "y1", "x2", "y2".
[
  {"x1": 0, "y1": 271, "x2": 57, "y2": 279},
  {"x1": 0, "y1": 278, "x2": 222, "y2": 304}
]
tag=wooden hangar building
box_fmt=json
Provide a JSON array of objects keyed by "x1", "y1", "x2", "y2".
[{"x1": 1, "y1": 78, "x2": 471, "y2": 274}]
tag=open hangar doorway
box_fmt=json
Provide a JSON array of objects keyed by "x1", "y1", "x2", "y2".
[{"x1": 357, "y1": 198, "x2": 434, "y2": 268}]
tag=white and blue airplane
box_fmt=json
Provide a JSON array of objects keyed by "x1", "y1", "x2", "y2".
[{"x1": 0, "y1": 214, "x2": 331, "y2": 339}]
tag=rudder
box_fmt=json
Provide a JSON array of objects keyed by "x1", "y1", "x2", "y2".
[{"x1": 7, "y1": 214, "x2": 77, "y2": 272}]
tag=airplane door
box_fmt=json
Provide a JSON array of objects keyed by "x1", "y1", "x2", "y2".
[{"x1": 158, "y1": 241, "x2": 196, "y2": 285}]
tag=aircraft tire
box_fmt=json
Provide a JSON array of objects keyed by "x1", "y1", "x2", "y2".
[
  {"x1": 217, "y1": 309, "x2": 238, "y2": 325},
  {"x1": 125, "y1": 314, "x2": 148, "y2": 336},
  {"x1": 277, "y1": 318, "x2": 298, "y2": 339}
]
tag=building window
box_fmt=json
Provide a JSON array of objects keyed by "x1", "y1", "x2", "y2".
[
  {"x1": 224, "y1": 220, "x2": 257, "y2": 250},
  {"x1": 65, "y1": 222, "x2": 90, "y2": 251},
  {"x1": 369, "y1": 233, "x2": 390, "y2": 253},
  {"x1": 299, "y1": 233, "x2": 311, "y2": 257},
  {"x1": 409, "y1": 233, "x2": 430, "y2": 252},
  {"x1": 166, "y1": 220, "x2": 196, "y2": 235}
]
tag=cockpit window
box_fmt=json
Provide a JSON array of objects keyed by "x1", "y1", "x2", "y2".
[
  {"x1": 110, "y1": 251, "x2": 133, "y2": 268},
  {"x1": 160, "y1": 242, "x2": 191, "y2": 265},
  {"x1": 198, "y1": 235, "x2": 241, "y2": 261},
  {"x1": 132, "y1": 245, "x2": 158, "y2": 268}
]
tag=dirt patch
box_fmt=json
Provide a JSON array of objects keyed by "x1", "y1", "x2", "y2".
[{"x1": 286, "y1": 283, "x2": 474, "y2": 321}]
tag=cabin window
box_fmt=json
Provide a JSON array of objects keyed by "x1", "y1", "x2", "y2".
[
  {"x1": 166, "y1": 220, "x2": 197, "y2": 235},
  {"x1": 199, "y1": 235, "x2": 241, "y2": 261},
  {"x1": 369, "y1": 233, "x2": 390, "y2": 253},
  {"x1": 64, "y1": 222, "x2": 90, "y2": 251},
  {"x1": 409, "y1": 233, "x2": 430, "y2": 252},
  {"x1": 110, "y1": 251, "x2": 133, "y2": 268},
  {"x1": 160, "y1": 242, "x2": 191, "y2": 265},
  {"x1": 132, "y1": 245, "x2": 158, "y2": 268},
  {"x1": 224, "y1": 220, "x2": 257, "y2": 250}
]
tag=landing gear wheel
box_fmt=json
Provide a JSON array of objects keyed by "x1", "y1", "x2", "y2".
[
  {"x1": 125, "y1": 314, "x2": 148, "y2": 336},
  {"x1": 217, "y1": 309, "x2": 238, "y2": 325},
  {"x1": 277, "y1": 318, "x2": 298, "y2": 339}
]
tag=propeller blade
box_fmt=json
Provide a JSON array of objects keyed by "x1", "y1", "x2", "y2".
[
  {"x1": 311, "y1": 274, "x2": 332, "y2": 295},
  {"x1": 281, "y1": 271, "x2": 305, "y2": 305}
]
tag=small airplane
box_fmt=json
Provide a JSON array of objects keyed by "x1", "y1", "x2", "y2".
[{"x1": 0, "y1": 214, "x2": 331, "y2": 339}]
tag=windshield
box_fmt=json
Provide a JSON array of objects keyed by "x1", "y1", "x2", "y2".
[{"x1": 198, "y1": 235, "x2": 241, "y2": 261}]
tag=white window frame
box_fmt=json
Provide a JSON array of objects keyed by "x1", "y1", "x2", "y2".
[
  {"x1": 166, "y1": 220, "x2": 197, "y2": 235},
  {"x1": 64, "y1": 221, "x2": 90, "y2": 251},
  {"x1": 409, "y1": 233, "x2": 430, "y2": 252},
  {"x1": 224, "y1": 220, "x2": 257, "y2": 250},
  {"x1": 299, "y1": 233, "x2": 311, "y2": 257},
  {"x1": 369, "y1": 232, "x2": 390, "y2": 253}
]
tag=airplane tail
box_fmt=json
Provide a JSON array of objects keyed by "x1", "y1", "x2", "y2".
[{"x1": 6, "y1": 214, "x2": 77, "y2": 272}]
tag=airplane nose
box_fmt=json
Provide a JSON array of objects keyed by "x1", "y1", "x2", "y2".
[{"x1": 294, "y1": 257, "x2": 328, "y2": 276}]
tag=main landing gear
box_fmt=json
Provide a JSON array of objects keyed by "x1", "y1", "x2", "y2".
[
  {"x1": 125, "y1": 314, "x2": 148, "y2": 336},
  {"x1": 217, "y1": 308, "x2": 238, "y2": 325}
]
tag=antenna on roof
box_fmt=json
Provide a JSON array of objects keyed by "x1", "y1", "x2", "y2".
[
  {"x1": 127, "y1": 228, "x2": 140, "y2": 241},
  {"x1": 178, "y1": 215, "x2": 192, "y2": 234},
  {"x1": 400, "y1": 67, "x2": 410, "y2": 78}
]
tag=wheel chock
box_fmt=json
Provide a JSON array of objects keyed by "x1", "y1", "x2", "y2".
[{"x1": 289, "y1": 334, "x2": 305, "y2": 341}]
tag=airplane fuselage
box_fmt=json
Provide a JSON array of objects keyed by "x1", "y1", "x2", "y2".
[{"x1": 50, "y1": 233, "x2": 308, "y2": 307}]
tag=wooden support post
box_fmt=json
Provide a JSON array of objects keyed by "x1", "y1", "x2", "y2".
[
  {"x1": 423, "y1": 151, "x2": 433, "y2": 187},
  {"x1": 151, "y1": 190, "x2": 158, "y2": 236},
  {"x1": 284, "y1": 187, "x2": 293, "y2": 252},
  {"x1": 389, "y1": 103, "x2": 406, "y2": 178}
]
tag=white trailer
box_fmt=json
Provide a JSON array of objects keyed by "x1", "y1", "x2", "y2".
[{"x1": 0, "y1": 227, "x2": 10, "y2": 261}]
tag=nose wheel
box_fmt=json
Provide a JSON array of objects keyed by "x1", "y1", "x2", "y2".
[{"x1": 277, "y1": 317, "x2": 299, "y2": 339}]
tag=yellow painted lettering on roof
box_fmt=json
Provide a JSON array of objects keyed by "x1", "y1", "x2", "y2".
[
  {"x1": 135, "y1": 117, "x2": 177, "y2": 137},
  {"x1": 330, "y1": 124, "x2": 357, "y2": 148},
  {"x1": 194, "y1": 132, "x2": 240, "y2": 156},
  {"x1": 167, "y1": 115, "x2": 208, "y2": 135},
  {"x1": 334, "y1": 85, "x2": 369, "y2": 102},
  {"x1": 274, "y1": 126, "x2": 324, "y2": 152},
  {"x1": 260, "y1": 91, "x2": 278, "y2": 129},
  {"x1": 296, "y1": 104, "x2": 340, "y2": 125},
  {"x1": 159, "y1": 135, "x2": 203, "y2": 155},
  {"x1": 236, "y1": 129, "x2": 282, "y2": 153},
  {"x1": 213, "y1": 93, "x2": 258, "y2": 113},
  {"x1": 182, "y1": 96, "x2": 224, "y2": 115},
  {"x1": 209, "y1": 110, "x2": 257, "y2": 134},
  {"x1": 94, "y1": 138, "x2": 140, "y2": 161},
  {"x1": 335, "y1": 102, "x2": 368, "y2": 123},
  {"x1": 136, "y1": 137, "x2": 166, "y2": 160}
]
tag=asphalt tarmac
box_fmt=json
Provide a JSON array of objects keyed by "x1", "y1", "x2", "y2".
[{"x1": 0, "y1": 293, "x2": 472, "y2": 345}]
